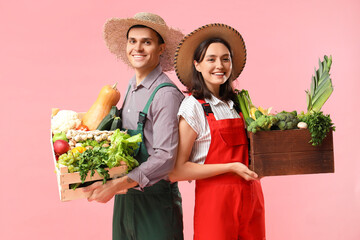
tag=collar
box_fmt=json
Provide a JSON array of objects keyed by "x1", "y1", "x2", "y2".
[
  {"x1": 206, "y1": 95, "x2": 235, "y2": 109},
  {"x1": 130, "y1": 64, "x2": 163, "y2": 90}
]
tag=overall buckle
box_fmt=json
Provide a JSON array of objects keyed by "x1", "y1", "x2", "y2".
[
  {"x1": 202, "y1": 103, "x2": 213, "y2": 116},
  {"x1": 138, "y1": 112, "x2": 147, "y2": 125}
]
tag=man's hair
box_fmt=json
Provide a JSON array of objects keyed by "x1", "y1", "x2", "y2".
[
  {"x1": 126, "y1": 25, "x2": 165, "y2": 44},
  {"x1": 188, "y1": 38, "x2": 241, "y2": 112}
]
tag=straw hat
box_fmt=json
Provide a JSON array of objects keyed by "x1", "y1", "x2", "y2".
[
  {"x1": 174, "y1": 23, "x2": 247, "y2": 87},
  {"x1": 103, "y1": 12, "x2": 184, "y2": 72}
]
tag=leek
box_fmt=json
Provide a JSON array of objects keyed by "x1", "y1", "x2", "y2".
[{"x1": 306, "y1": 55, "x2": 333, "y2": 112}]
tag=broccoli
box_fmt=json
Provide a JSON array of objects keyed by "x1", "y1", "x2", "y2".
[
  {"x1": 247, "y1": 115, "x2": 278, "y2": 133},
  {"x1": 275, "y1": 111, "x2": 299, "y2": 130}
]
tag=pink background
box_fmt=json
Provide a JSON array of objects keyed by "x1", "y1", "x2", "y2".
[{"x1": 1, "y1": 0, "x2": 359, "y2": 239}]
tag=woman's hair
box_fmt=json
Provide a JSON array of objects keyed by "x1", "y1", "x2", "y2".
[{"x1": 189, "y1": 38, "x2": 241, "y2": 112}]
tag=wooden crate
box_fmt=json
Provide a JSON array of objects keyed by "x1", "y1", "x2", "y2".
[
  {"x1": 55, "y1": 165, "x2": 127, "y2": 202},
  {"x1": 52, "y1": 141, "x2": 127, "y2": 201},
  {"x1": 248, "y1": 129, "x2": 334, "y2": 177},
  {"x1": 51, "y1": 110, "x2": 127, "y2": 201}
]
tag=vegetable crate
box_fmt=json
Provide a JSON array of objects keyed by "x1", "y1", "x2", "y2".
[
  {"x1": 52, "y1": 140, "x2": 127, "y2": 201},
  {"x1": 52, "y1": 150, "x2": 127, "y2": 201},
  {"x1": 248, "y1": 129, "x2": 334, "y2": 177}
]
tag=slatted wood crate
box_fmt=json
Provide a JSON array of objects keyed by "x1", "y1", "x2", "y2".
[
  {"x1": 248, "y1": 129, "x2": 334, "y2": 177},
  {"x1": 51, "y1": 111, "x2": 127, "y2": 201},
  {"x1": 51, "y1": 139, "x2": 127, "y2": 201}
]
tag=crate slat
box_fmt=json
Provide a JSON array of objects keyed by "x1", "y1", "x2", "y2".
[{"x1": 59, "y1": 165, "x2": 127, "y2": 185}]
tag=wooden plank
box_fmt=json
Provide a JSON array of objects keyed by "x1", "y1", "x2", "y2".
[
  {"x1": 61, "y1": 188, "x2": 92, "y2": 202},
  {"x1": 59, "y1": 165, "x2": 127, "y2": 185},
  {"x1": 248, "y1": 129, "x2": 334, "y2": 177}
]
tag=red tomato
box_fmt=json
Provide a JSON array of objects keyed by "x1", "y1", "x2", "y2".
[{"x1": 76, "y1": 124, "x2": 89, "y2": 131}]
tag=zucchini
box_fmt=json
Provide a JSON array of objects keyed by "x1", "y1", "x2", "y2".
[
  {"x1": 97, "y1": 106, "x2": 120, "y2": 130},
  {"x1": 110, "y1": 117, "x2": 122, "y2": 130}
]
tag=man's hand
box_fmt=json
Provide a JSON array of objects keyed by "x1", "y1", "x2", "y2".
[{"x1": 83, "y1": 176, "x2": 138, "y2": 203}]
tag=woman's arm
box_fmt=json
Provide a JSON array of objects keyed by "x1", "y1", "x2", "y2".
[{"x1": 168, "y1": 117, "x2": 258, "y2": 182}]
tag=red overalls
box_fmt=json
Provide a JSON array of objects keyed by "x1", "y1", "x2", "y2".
[{"x1": 194, "y1": 100, "x2": 265, "y2": 240}]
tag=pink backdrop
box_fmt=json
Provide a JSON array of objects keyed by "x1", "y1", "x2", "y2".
[{"x1": 1, "y1": 0, "x2": 359, "y2": 239}]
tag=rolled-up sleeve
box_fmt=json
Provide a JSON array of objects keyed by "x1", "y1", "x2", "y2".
[{"x1": 127, "y1": 87, "x2": 184, "y2": 188}]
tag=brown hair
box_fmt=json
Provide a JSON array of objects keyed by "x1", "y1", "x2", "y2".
[
  {"x1": 126, "y1": 25, "x2": 165, "y2": 44},
  {"x1": 189, "y1": 38, "x2": 240, "y2": 112}
]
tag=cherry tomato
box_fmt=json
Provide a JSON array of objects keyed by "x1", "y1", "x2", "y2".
[{"x1": 76, "y1": 124, "x2": 89, "y2": 131}]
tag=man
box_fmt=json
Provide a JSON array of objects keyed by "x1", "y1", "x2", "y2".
[{"x1": 83, "y1": 12, "x2": 184, "y2": 240}]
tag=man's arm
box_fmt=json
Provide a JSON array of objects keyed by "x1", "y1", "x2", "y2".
[{"x1": 126, "y1": 88, "x2": 183, "y2": 188}]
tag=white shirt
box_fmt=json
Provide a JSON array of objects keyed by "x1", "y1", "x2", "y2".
[{"x1": 177, "y1": 95, "x2": 241, "y2": 164}]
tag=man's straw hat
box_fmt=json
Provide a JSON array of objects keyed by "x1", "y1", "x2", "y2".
[{"x1": 104, "y1": 12, "x2": 184, "y2": 72}]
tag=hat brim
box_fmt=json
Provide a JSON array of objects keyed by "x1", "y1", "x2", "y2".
[
  {"x1": 104, "y1": 17, "x2": 183, "y2": 72},
  {"x1": 174, "y1": 23, "x2": 246, "y2": 87}
]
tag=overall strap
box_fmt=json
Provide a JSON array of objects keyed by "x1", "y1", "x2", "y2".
[
  {"x1": 197, "y1": 99, "x2": 216, "y2": 121},
  {"x1": 137, "y1": 82, "x2": 179, "y2": 131}
]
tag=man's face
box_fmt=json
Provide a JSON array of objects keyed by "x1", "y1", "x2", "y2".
[{"x1": 126, "y1": 27, "x2": 165, "y2": 74}]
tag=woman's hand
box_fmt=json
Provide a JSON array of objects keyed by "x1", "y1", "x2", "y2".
[{"x1": 230, "y1": 162, "x2": 259, "y2": 181}]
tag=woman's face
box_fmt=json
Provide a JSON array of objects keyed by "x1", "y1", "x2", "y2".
[{"x1": 194, "y1": 42, "x2": 232, "y2": 94}]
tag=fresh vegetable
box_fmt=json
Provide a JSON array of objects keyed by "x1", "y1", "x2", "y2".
[
  {"x1": 82, "y1": 83, "x2": 121, "y2": 130},
  {"x1": 51, "y1": 110, "x2": 81, "y2": 134},
  {"x1": 81, "y1": 138, "x2": 109, "y2": 148},
  {"x1": 298, "y1": 111, "x2": 335, "y2": 146},
  {"x1": 97, "y1": 106, "x2": 121, "y2": 131},
  {"x1": 274, "y1": 111, "x2": 299, "y2": 130},
  {"x1": 107, "y1": 129, "x2": 142, "y2": 170},
  {"x1": 71, "y1": 146, "x2": 87, "y2": 154},
  {"x1": 254, "y1": 110, "x2": 263, "y2": 119},
  {"x1": 235, "y1": 89, "x2": 252, "y2": 121},
  {"x1": 235, "y1": 89, "x2": 273, "y2": 128},
  {"x1": 300, "y1": 55, "x2": 335, "y2": 145},
  {"x1": 66, "y1": 129, "x2": 114, "y2": 148},
  {"x1": 297, "y1": 122, "x2": 308, "y2": 129},
  {"x1": 110, "y1": 117, "x2": 122, "y2": 130},
  {"x1": 53, "y1": 140, "x2": 70, "y2": 155},
  {"x1": 76, "y1": 124, "x2": 90, "y2": 131},
  {"x1": 254, "y1": 106, "x2": 272, "y2": 118},
  {"x1": 247, "y1": 111, "x2": 278, "y2": 133},
  {"x1": 306, "y1": 55, "x2": 333, "y2": 112},
  {"x1": 79, "y1": 146, "x2": 110, "y2": 184},
  {"x1": 52, "y1": 132, "x2": 68, "y2": 142},
  {"x1": 51, "y1": 108, "x2": 60, "y2": 117}
]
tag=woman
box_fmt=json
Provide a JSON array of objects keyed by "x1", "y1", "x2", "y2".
[{"x1": 169, "y1": 24, "x2": 266, "y2": 240}]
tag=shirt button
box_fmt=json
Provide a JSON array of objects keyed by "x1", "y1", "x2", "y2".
[{"x1": 127, "y1": 109, "x2": 130, "y2": 113}]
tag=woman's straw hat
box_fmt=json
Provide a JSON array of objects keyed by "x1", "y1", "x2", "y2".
[
  {"x1": 104, "y1": 12, "x2": 184, "y2": 72},
  {"x1": 174, "y1": 23, "x2": 247, "y2": 87}
]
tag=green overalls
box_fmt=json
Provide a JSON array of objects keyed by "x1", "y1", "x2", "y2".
[{"x1": 112, "y1": 83, "x2": 184, "y2": 240}]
